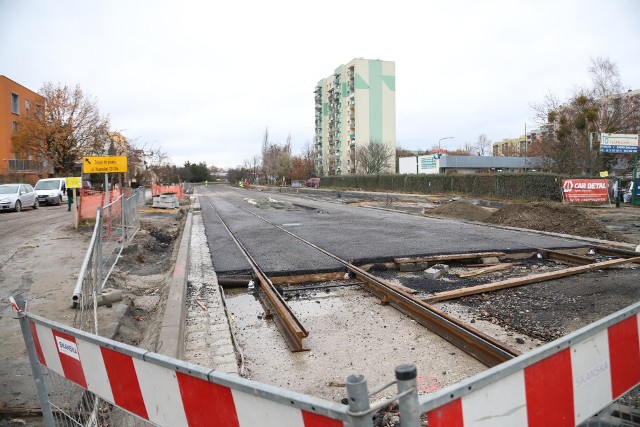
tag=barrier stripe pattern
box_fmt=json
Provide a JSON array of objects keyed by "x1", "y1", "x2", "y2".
[
  {"x1": 427, "y1": 313, "x2": 640, "y2": 426},
  {"x1": 30, "y1": 321, "x2": 344, "y2": 427}
]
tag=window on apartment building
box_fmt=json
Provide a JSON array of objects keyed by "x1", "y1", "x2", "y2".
[
  {"x1": 11, "y1": 93, "x2": 19, "y2": 114},
  {"x1": 12, "y1": 121, "x2": 18, "y2": 133},
  {"x1": 25, "y1": 99, "x2": 30, "y2": 112}
]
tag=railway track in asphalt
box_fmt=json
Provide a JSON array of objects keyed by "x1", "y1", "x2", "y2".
[
  {"x1": 207, "y1": 199, "x2": 309, "y2": 352},
  {"x1": 205, "y1": 198, "x2": 520, "y2": 367}
]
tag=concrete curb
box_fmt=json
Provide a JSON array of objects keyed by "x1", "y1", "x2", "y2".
[{"x1": 158, "y1": 209, "x2": 193, "y2": 359}]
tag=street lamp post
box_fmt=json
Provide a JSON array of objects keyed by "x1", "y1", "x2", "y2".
[{"x1": 438, "y1": 136, "x2": 454, "y2": 151}]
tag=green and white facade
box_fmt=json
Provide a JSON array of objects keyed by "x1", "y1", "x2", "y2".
[{"x1": 314, "y1": 58, "x2": 396, "y2": 175}]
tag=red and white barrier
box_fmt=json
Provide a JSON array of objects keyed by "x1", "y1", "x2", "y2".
[
  {"x1": 426, "y1": 313, "x2": 640, "y2": 427},
  {"x1": 29, "y1": 321, "x2": 343, "y2": 427}
]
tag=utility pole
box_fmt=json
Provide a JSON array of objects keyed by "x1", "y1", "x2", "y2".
[{"x1": 524, "y1": 123, "x2": 527, "y2": 173}]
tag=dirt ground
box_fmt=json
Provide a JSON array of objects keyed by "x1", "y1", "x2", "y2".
[{"x1": 424, "y1": 199, "x2": 640, "y2": 245}]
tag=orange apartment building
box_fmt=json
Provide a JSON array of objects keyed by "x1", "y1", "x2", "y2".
[{"x1": 0, "y1": 75, "x2": 46, "y2": 176}]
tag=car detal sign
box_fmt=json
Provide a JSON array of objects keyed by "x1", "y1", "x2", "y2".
[{"x1": 562, "y1": 179, "x2": 609, "y2": 203}]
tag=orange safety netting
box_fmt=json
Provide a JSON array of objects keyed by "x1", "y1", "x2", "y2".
[
  {"x1": 78, "y1": 189, "x2": 123, "y2": 221},
  {"x1": 151, "y1": 184, "x2": 183, "y2": 199}
]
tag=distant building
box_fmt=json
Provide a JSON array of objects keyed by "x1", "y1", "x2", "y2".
[
  {"x1": 314, "y1": 58, "x2": 396, "y2": 175},
  {"x1": 107, "y1": 131, "x2": 145, "y2": 183},
  {"x1": 399, "y1": 154, "x2": 549, "y2": 175},
  {"x1": 0, "y1": 76, "x2": 46, "y2": 176},
  {"x1": 492, "y1": 129, "x2": 541, "y2": 157}
]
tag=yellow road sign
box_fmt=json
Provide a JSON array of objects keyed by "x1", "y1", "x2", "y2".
[
  {"x1": 66, "y1": 177, "x2": 81, "y2": 188},
  {"x1": 82, "y1": 156, "x2": 128, "y2": 173}
]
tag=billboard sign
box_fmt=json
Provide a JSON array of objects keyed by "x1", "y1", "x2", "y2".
[
  {"x1": 562, "y1": 179, "x2": 609, "y2": 203},
  {"x1": 418, "y1": 155, "x2": 439, "y2": 174},
  {"x1": 600, "y1": 133, "x2": 638, "y2": 154}
]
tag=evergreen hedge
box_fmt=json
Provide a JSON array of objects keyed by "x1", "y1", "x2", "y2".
[{"x1": 319, "y1": 173, "x2": 565, "y2": 201}]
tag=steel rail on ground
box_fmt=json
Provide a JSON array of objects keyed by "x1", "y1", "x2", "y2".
[
  {"x1": 205, "y1": 199, "x2": 309, "y2": 352},
  {"x1": 237, "y1": 205, "x2": 520, "y2": 367}
]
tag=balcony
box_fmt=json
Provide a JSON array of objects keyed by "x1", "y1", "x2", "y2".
[{"x1": 6, "y1": 159, "x2": 45, "y2": 173}]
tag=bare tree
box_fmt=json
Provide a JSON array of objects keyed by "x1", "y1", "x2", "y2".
[
  {"x1": 473, "y1": 134, "x2": 492, "y2": 156},
  {"x1": 589, "y1": 56, "x2": 623, "y2": 99},
  {"x1": 355, "y1": 140, "x2": 394, "y2": 174},
  {"x1": 532, "y1": 57, "x2": 640, "y2": 175},
  {"x1": 244, "y1": 155, "x2": 261, "y2": 183}
]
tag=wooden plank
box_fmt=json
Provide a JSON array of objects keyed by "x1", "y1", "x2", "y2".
[
  {"x1": 424, "y1": 256, "x2": 640, "y2": 303},
  {"x1": 593, "y1": 245, "x2": 640, "y2": 263},
  {"x1": 270, "y1": 271, "x2": 347, "y2": 285},
  {"x1": 458, "y1": 263, "x2": 514, "y2": 278},
  {"x1": 541, "y1": 249, "x2": 595, "y2": 265},
  {"x1": 394, "y1": 252, "x2": 506, "y2": 265}
]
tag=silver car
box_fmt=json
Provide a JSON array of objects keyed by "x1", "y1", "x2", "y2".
[{"x1": 0, "y1": 183, "x2": 39, "y2": 212}]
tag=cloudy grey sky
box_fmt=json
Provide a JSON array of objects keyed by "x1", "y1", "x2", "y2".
[{"x1": 2, "y1": 0, "x2": 639, "y2": 169}]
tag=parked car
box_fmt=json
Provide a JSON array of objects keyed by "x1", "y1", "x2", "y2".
[
  {"x1": 34, "y1": 178, "x2": 67, "y2": 205},
  {"x1": 0, "y1": 183, "x2": 39, "y2": 211},
  {"x1": 305, "y1": 177, "x2": 321, "y2": 188},
  {"x1": 82, "y1": 180, "x2": 93, "y2": 190}
]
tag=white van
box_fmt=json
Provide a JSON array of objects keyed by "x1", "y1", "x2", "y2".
[{"x1": 34, "y1": 178, "x2": 68, "y2": 205}]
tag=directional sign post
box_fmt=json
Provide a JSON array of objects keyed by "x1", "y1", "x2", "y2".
[
  {"x1": 599, "y1": 133, "x2": 639, "y2": 154},
  {"x1": 82, "y1": 156, "x2": 128, "y2": 174},
  {"x1": 598, "y1": 134, "x2": 639, "y2": 206}
]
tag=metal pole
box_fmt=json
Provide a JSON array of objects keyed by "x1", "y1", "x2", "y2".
[
  {"x1": 346, "y1": 374, "x2": 373, "y2": 427},
  {"x1": 121, "y1": 192, "x2": 126, "y2": 241},
  {"x1": 588, "y1": 132, "x2": 593, "y2": 178},
  {"x1": 13, "y1": 296, "x2": 56, "y2": 427},
  {"x1": 524, "y1": 123, "x2": 527, "y2": 172},
  {"x1": 633, "y1": 152, "x2": 638, "y2": 206},
  {"x1": 395, "y1": 364, "x2": 420, "y2": 427},
  {"x1": 104, "y1": 173, "x2": 109, "y2": 207},
  {"x1": 97, "y1": 207, "x2": 104, "y2": 292},
  {"x1": 616, "y1": 177, "x2": 621, "y2": 208}
]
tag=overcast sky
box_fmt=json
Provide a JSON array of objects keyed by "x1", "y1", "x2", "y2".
[{"x1": 2, "y1": 0, "x2": 640, "y2": 169}]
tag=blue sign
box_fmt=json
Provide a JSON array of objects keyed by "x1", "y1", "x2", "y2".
[{"x1": 601, "y1": 145, "x2": 638, "y2": 154}]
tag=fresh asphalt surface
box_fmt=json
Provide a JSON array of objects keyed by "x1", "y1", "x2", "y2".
[{"x1": 198, "y1": 184, "x2": 591, "y2": 276}]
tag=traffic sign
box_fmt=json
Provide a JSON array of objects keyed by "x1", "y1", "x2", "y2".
[
  {"x1": 82, "y1": 156, "x2": 128, "y2": 173},
  {"x1": 66, "y1": 177, "x2": 81, "y2": 189},
  {"x1": 600, "y1": 133, "x2": 638, "y2": 154}
]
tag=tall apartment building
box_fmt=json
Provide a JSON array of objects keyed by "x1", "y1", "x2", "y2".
[
  {"x1": 314, "y1": 58, "x2": 395, "y2": 175},
  {"x1": 0, "y1": 76, "x2": 46, "y2": 175}
]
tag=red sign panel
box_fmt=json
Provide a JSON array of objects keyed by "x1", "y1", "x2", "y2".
[{"x1": 562, "y1": 179, "x2": 609, "y2": 203}]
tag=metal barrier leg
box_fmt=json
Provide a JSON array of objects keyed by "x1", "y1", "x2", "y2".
[
  {"x1": 14, "y1": 296, "x2": 56, "y2": 427},
  {"x1": 395, "y1": 364, "x2": 420, "y2": 427},
  {"x1": 346, "y1": 374, "x2": 374, "y2": 427}
]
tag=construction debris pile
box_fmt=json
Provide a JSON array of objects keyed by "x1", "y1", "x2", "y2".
[{"x1": 484, "y1": 202, "x2": 629, "y2": 242}]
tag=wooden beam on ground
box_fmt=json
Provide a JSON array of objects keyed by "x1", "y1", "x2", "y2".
[
  {"x1": 424, "y1": 256, "x2": 640, "y2": 303},
  {"x1": 540, "y1": 249, "x2": 595, "y2": 265},
  {"x1": 270, "y1": 271, "x2": 347, "y2": 285},
  {"x1": 458, "y1": 263, "x2": 514, "y2": 278},
  {"x1": 394, "y1": 252, "x2": 506, "y2": 265},
  {"x1": 592, "y1": 245, "x2": 640, "y2": 263}
]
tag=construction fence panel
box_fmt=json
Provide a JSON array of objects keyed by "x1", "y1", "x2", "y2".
[
  {"x1": 16, "y1": 308, "x2": 353, "y2": 427},
  {"x1": 152, "y1": 183, "x2": 183, "y2": 199},
  {"x1": 421, "y1": 301, "x2": 640, "y2": 427},
  {"x1": 72, "y1": 188, "x2": 145, "y2": 323},
  {"x1": 79, "y1": 189, "x2": 124, "y2": 222},
  {"x1": 14, "y1": 298, "x2": 638, "y2": 426},
  {"x1": 124, "y1": 191, "x2": 141, "y2": 242}
]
